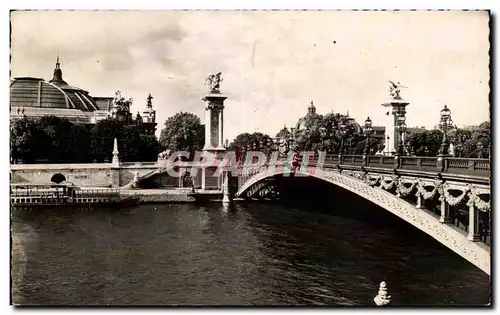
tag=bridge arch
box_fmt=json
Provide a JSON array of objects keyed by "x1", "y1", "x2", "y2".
[{"x1": 236, "y1": 167, "x2": 490, "y2": 275}]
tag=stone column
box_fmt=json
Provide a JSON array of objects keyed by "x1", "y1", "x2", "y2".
[
  {"x1": 468, "y1": 201, "x2": 481, "y2": 241},
  {"x1": 202, "y1": 91, "x2": 227, "y2": 192},
  {"x1": 381, "y1": 98, "x2": 409, "y2": 156},
  {"x1": 219, "y1": 109, "x2": 224, "y2": 149},
  {"x1": 204, "y1": 107, "x2": 211, "y2": 150},
  {"x1": 202, "y1": 93, "x2": 227, "y2": 151},
  {"x1": 416, "y1": 192, "x2": 423, "y2": 209},
  {"x1": 439, "y1": 198, "x2": 452, "y2": 223}
]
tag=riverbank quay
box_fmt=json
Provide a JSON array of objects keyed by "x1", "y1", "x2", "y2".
[{"x1": 119, "y1": 188, "x2": 195, "y2": 204}]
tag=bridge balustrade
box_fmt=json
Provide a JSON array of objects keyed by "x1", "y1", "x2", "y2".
[
  {"x1": 444, "y1": 158, "x2": 490, "y2": 177},
  {"x1": 340, "y1": 155, "x2": 355, "y2": 166},
  {"x1": 286, "y1": 153, "x2": 489, "y2": 178}
]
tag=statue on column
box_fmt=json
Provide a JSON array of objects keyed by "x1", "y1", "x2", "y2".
[
  {"x1": 205, "y1": 72, "x2": 223, "y2": 93},
  {"x1": 146, "y1": 93, "x2": 153, "y2": 107},
  {"x1": 388, "y1": 81, "x2": 406, "y2": 99}
]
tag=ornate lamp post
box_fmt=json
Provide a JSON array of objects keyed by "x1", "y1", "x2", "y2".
[
  {"x1": 267, "y1": 138, "x2": 274, "y2": 159},
  {"x1": 272, "y1": 138, "x2": 279, "y2": 152},
  {"x1": 477, "y1": 142, "x2": 484, "y2": 158},
  {"x1": 319, "y1": 126, "x2": 327, "y2": 152},
  {"x1": 438, "y1": 105, "x2": 454, "y2": 156},
  {"x1": 261, "y1": 138, "x2": 271, "y2": 161},
  {"x1": 363, "y1": 117, "x2": 373, "y2": 158},
  {"x1": 455, "y1": 143, "x2": 463, "y2": 158},
  {"x1": 408, "y1": 145, "x2": 415, "y2": 156},
  {"x1": 396, "y1": 115, "x2": 407, "y2": 155},
  {"x1": 339, "y1": 118, "x2": 348, "y2": 160},
  {"x1": 286, "y1": 128, "x2": 296, "y2": 153}
]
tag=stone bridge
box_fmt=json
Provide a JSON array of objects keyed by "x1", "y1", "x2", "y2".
[{"x1": 235, "y1": 154, "x2": 491, "y2": 275}]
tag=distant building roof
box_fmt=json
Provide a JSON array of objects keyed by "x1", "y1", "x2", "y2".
[
  {"x1": 10, "y1": 57, "x2": 100, "y2": 113},
  {"x1": 10, "y1": 77, "x2": 98, "y2": 112}
]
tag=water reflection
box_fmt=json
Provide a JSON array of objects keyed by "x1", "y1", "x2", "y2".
[{"x1": 11, "y1": 201, "x2": 489, "y2": 306}]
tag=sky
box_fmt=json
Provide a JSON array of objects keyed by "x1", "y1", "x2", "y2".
[{"x1": 10, "y1": 10, "x2": 490, "y2": 141}]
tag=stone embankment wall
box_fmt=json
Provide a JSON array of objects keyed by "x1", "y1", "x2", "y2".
[
  {"x1": 120, "y1": 189, "x2": 195, "y2": 203},
  {"x1": 10, "y1": 164, "x2": 113, "y2": 187}
]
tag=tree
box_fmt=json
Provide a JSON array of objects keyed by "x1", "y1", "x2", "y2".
[
  {"x1": 229, "y1": 132, "x2": 273, "y2": 154},
  {"x1": 354, "y1": 137, "x2": 382, "y2": 155},
  {"x1": 119, "y1": 125, "x2": 143, "y2": 162},
  {"x1": 10, "y1": 115, "x2": 161, "y2": 163},
  {"x1": 320, "y1": 113, "x2": 361, "y2": 153},
  {"x1": 36, "y1": 115, "x2": 75, "y2": 162},
  {"x1": 406, "y1": 121, "x2": 491, "y2": 157},
  {"x1": 406, "y1": 129, "x2": 443, "y2": 156},
  {"x1": 90, "y1": 119, "x2": 121, "y2": 162},
  {"x1": 138, "y1": 134, "x2": 161, "y2": 161},
  {"x1": 159, "y1": 112, "x2": 204, "y2": 155},
  {"x1": 288, "y1": 112, "x2": 365, "y2": 153},
  {"x1": 462, "y1": 121, "x2": 491, "y2": 157},
  {"x1": 67, "y1": 124, "x2": 92, "y2": 162},
  {"x1": 10, "y1": 117, "x2": 37, "y2": 163}
]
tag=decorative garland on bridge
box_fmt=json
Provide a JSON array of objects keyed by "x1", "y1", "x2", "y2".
[
  {"x1": 341, "y1": 170, "x2": 354, "y2": 178},
  {"x1": 353, "y1": 172, "x2": 365, "y2": 181},
  {"x1": 466, "y1": 188, "x2": 491, "y2": 212},
  {"x1": 442, "y1": 183, "x2": 471, "y2": 207},
  {"x1": 396, "y1": 178, "x2": 418, "y2": 197},
  {"x1": 415, "y1": 179, "x2": 441, "y2": 200},
  {"x1": 379, "y1": 175, "x2": 398, "y2": 191},
  {"x1": 365, "y1": 175, "x2": 381, "y2": 187}
]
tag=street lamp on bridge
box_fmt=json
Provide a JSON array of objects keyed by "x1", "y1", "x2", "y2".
[
  {"x1": 438, "y1": 105, "x2": 455, "y2": 156},
  {"x1": 259, "y1": 138, "x2": 274, "y2": 160},
  {"x1": 339, "y1": 118, "x2": 348, "y2": 160},
  {"x1": 281, "y1": 128, "x2": 296, "y2": 153},
  {"x1": 477, "y1": 142, "x2": 484, "y2": 159},
  {"x1": 455, "y1": 143, "x2": 463, "y2": 158},
  {"x1": 363, "y1": 117, "x2": 373, "y2": 159}
]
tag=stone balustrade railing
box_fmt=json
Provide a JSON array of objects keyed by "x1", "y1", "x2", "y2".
[
  {"x1": 156, "y1": 154, "x2": 489, "y2": 181},
  {"x1": 304, "y1": 154, "x2": 490, "y2": 178}
]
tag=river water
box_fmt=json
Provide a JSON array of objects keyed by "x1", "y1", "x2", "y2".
[{"x1": 11, "y1": 200, "x2": 490, "y2": 306}]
